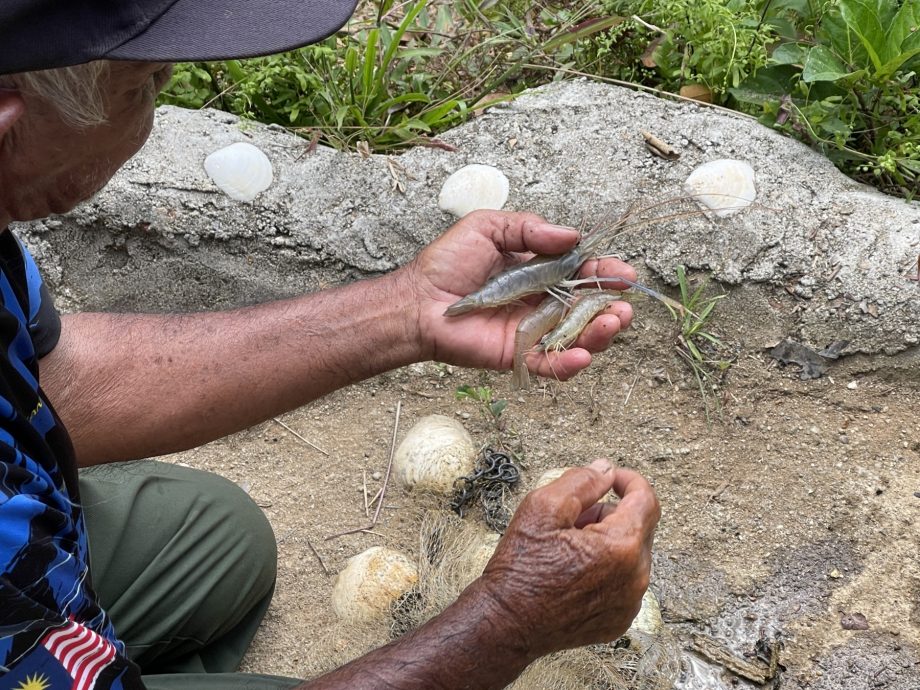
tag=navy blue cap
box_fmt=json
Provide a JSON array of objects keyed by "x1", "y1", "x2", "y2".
[{"x1": 0, "y1": 0, "x2": 359, "y2": 75}]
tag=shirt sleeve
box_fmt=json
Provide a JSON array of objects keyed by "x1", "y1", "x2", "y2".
[
  {"x1": 13, "y1": 234, "x2": 62, "y2": 358},
  {"x1": 29, "y1": 281, "x2": 62, "y2": 358}
]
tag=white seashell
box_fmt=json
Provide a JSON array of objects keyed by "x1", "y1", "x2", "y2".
[
  {"x1": 684, "y1": 159, "x2": 756, "y2": 218},
  {"x1": 331, "y1": 546, "x2": 419, "y2": 622},
  {"x1": 438, "y1": 164, "x2": 509, "y2": 217},
  {"x1": 394, "y1": 415, "x2": 477, "y2": 493},
  {"x1": 622, "y1": 590, "x2": 665, "y2": 655},
  {"x1": 204, "y1": 142, "x2": 274, "y2": 202},
  {"x1": 629, "y1": 590, "x2": 664, "y2": 636}
]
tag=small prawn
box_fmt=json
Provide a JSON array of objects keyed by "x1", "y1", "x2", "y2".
[
  {"x1": 536, "y1": 292, "x2": 622, "y2": 353},
  {"x1": 511, "y1": 294, "x2": 569, "y2": 391}
]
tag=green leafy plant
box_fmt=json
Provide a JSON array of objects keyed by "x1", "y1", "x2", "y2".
[
  {"x1": 595, "y1": 0, "x2": 775, "y2": 99},
  {"x1": 668, "y1": 266, "x2": 733, "y2": 420},
  {"x1": 159, "y1": 0, "x2": 621, "y2": 152},
  {"x1": 731, "y1": 0, "x2": 920, "y2": 197}
]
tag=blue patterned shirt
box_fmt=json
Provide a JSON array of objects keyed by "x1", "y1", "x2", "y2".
[{"x1": 0, "y1": 230, "x2": 142, "y2": 689}]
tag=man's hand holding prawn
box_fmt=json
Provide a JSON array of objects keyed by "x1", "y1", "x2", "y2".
[{"x1": 405, "y1": 210, "x2": 636, "y2": 380}]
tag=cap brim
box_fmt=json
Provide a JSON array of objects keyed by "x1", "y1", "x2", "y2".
[{"x1": 106, "y1": 0, "x2": 359, "y2": 63}]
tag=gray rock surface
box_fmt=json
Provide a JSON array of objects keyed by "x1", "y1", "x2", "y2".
[{"x1": 16, "y1": 79, "x2": 920, "y2": 362}]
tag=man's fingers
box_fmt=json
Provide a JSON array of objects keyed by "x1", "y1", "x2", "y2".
[
  {"x1": 590, "y1": 468, "x2": 660, "y2": 540},
  {"x1": 572, "y1": 306, "x2": 632, "y2": 352},
  {"x1": 524, "y1": 348, "x2": 592, "y2": 381},
  {"x1": 573, "y1": 500, "x2": 617, "y2": 528},
  {"x1": 529, "y1": 460, "x2": 617, "y2": 528},
  {"x1": 461, "y1": 210, "x2": 581, "y2": 256},
  {"x1": 577, "y1": 257, "x2": 638, "y2": 287}
]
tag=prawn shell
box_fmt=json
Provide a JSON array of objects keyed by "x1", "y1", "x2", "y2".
[
  {"x1": 537, "y1": 292, "x2": 621, "y2": 352},
  {"x1": 511, "y1": 295, "x2": 568, "y2": 390},
  {"x1": 444, "y1": 251, "x2": 583, "y2": 316}
]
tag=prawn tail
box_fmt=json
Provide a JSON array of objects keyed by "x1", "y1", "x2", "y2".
[
  {"x1": 511, "y1": 355, "x2": 531, "y2": 391},
  {"x1": 443, "y1": 296, "x2": 479, "y2": 316}
]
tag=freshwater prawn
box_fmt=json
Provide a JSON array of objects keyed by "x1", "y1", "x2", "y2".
[
  {"x1": 443, "y1": 198, "x2": 703, "y2": 318},
  {"x1": 444, "y1": 197, "x2": 750, "y2": 388}
]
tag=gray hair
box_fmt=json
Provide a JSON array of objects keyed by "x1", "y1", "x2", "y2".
[{"x1": 0, "y1": 61, "x2": 108, "y2": 128}]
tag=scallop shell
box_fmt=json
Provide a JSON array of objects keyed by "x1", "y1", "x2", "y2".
[
  {"x1": 438, "y1": 164, "x2": 509, "y2": 217},
  {"x1": 684, "y1": 159, "x2": 756, "y2": 218},
  {"x1": 331, "y1": 546, "x2": 419, "y2": 622},
  {"x1": 629, "y1": 590, "x2": 664, "y2": 637},
  {"x1": 393, "y1": 415, "x2": 476, "y2": 493},
  {"x1": 203, "y1": 142, "x2": 274, "y2": 202}
]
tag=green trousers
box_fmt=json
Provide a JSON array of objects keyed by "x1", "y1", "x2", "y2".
[{"x1": 80, "y1": 461, "x2": 303, "y2": 689}]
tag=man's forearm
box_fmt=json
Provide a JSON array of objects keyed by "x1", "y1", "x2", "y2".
[
  {"x1": 39, "y1": 270, "x2": 422, "y2": 465},
  {"x1": 300, "y1": 581, "x2": 532, "y2": 690}
]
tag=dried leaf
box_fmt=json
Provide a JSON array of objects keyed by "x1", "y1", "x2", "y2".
[
  {"x1": 680, "y1": 84, "x2": 714, "y2": 103},
  {"x1": 640, "y1": 35, "x2": 665, "y2": 68}
]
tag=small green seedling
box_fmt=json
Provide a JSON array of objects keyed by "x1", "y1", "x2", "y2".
[
  {"x1": 666, "y1": 265, "x2": 733, "y2": 420},
  {"x1": 455, "y1": 384, "x2": 507, "y2": 425}
]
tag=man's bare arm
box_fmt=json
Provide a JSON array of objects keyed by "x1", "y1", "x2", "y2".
[
  {"x1": 39, "y1": 270, "x2": 421, "y2": 465},
  {"x1": 300, "y1": 581, "x2": 531, "y2": 690},
  {"x1": 38, "y1": 211, "x2": 634, "y2": 466}
]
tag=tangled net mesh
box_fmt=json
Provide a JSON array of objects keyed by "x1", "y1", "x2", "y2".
[
  {"x1": 449, "y1": 447, "x2": 521, "y2": 532},
  {"x1": 311, "y1": 512, "x2": 679, "y2": 689}
]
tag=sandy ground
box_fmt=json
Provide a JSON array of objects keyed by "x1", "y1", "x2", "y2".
[{"x1": 168, "y1": 286, "x2": 920, "y2": 689}]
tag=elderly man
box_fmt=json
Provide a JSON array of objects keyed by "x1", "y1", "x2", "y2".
[{"x1": 0, "y1": 2, "x2": 659, "y2": 689}]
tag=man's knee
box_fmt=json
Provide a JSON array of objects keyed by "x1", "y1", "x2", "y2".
[{"x1": 82, "y1": 460, "x2": 278, "y2": 609}]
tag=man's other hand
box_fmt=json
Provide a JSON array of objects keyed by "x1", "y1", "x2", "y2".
[{"x1": 477, "y1": 460, "x2": 660, "y2": 658}]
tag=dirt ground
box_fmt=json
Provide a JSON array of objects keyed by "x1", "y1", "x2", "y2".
[{"x1": 168, "y1": 285, "x2": 920, "y2": 689}]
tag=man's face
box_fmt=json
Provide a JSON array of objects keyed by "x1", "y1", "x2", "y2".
[{"x1": 0, "y1": 61, "x2": 173, "y2": 221}]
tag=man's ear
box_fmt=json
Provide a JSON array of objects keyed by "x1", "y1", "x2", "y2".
[{"x1": 0, "y1": 91, "x2": 25, "y2": 144}]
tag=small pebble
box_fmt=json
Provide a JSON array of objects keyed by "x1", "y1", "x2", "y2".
[
  {"x1": 847, "y1": 381, "x2": 858, "y2": 390},
  {"x1": 839, "y1": 434, "x2": 850, "y2": 444},
  {"x1": 371, "y1": 472, "x2": 382, "y2": 481}
]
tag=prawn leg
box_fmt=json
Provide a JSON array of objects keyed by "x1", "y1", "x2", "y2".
[{"x1": 561, "y1": 276, "x2": 687, "y2": 315}]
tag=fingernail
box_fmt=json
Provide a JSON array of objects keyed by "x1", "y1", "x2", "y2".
[
  {"x1": 588, "y1": 459, "x2": 613, "y2": 474},
  {"x1": 544, "y1": 223, "x2": 577, "y2": 233}
]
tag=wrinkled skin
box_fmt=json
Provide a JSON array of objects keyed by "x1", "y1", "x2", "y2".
[{"x1": 482, "y1": 461, "x2": 659, "y2": 656}]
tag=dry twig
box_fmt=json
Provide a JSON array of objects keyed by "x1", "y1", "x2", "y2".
[
  {"x1": 326, "y1": 401, "x2": 402, "y2": 540},
  {"x1": 307, "y1": 539, "x2": 330, "y2": 576},
  {"x1": 272, "y1": 417, "x2": 329, "y2": 456}
]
